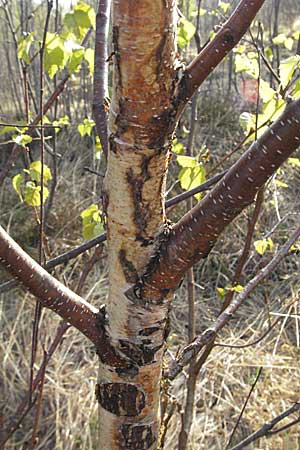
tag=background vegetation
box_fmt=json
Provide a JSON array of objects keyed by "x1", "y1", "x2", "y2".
[{"x1": 1, "y1": 0, "x2": 300, "y2": 448}]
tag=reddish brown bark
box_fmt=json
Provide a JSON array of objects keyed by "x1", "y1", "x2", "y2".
[
  {"x1": 0, "y1": 225, "x2": 101, "y2": 345},
  {"x1": 140, "y1": 97, "x2": 300, "y2": 301}
]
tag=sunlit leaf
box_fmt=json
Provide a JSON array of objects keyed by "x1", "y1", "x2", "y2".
[
  {"x1": 177, "y1": 17, "x2": 196, "y2": 48},
  {"x1": 28, "y1": 161, "x2": 52, "y2": 184},
  {"x1": 13, "y1": 134, "x2": 32, "y2": 147},
  {"x1": 12, "y1": 173, "x2": 24, "y2": 202},
  {"x1": 24, "y1": 182, "x2": 49, "y2": 206},
  {"x1": 17, "y1": 32, "x2": 35, "y2": 64},
  {"x1": 279, "y1": 55, "x2": 300, "y2": 88},
  {"x1": 254, "y1": 238, "x2": 274, "y2": 256}
]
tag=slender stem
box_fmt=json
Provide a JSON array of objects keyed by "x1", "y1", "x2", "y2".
[
  {"x1": 226, "y1": 367, "x2": 263, "y2": 449},
  {"x1": 29, "y1": 0, "x2": 53, "y2": 405},
  {"x1": 0, "y1": 170, "x2": 226, "y2": 295}
]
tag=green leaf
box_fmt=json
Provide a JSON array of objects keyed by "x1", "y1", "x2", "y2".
[
  {"x1": 254, "y1": 238, "x2": 274, "y2": 256},
  {"x1": 77, "y1": 118, "x2": 95, "y2": 137},
  {"x1": 13, "y1": 134, "x2": 32, "y2": 147},
  {"x1": 217, "y1": 287, "x2": 225, "y2": 299},
  {"x1": 279, "y1": 55, "x2": 300, "y2": 88},
  {"x1": 28, "y1": 161, "x2": 52, "y2": 184},
  {"x1": 80, "y1": 203, "x2": 103, "y2": 240},
  {"x1": 64, "y1": 2, "x2": 96, "y2": 40},
  {"x1": 177, "y1": 17, "x2": 196, "y2": 48},
  {"x1": 275, "y1": 179, "x2": 288, "y2": 188},
  {"x1": 177, "y1": 155, "x2": 197, "y2": 168},
  {"x1": 178, "y1": 164, "x2": 206, "y2": 200},
  {"x1": 12, "y1": 173, "x2": 24, "y2": 202},
  {"x1": 172, "y1": 140, "x2": 184, "y2": 155},
  {"x1": 272, "y1": 33, "x2": 287, "y2": 45},
  {"x1": 95, "y1": 136, "x2": 102, "y2": 159},
  {"x1": 52, "y1": 115, "x2": 70, "y2": 133},
  {"x1": 293, "y1": 78, "x2": 300, "y2": 98},
  {"x1": 68, "y1": 48, "x2": 85, "y2": 73},
  {"x1": 84, "y1": 48, "x2": 94, "y2": 74},
  {"x1": 218, "y1": 1, "x2": 230, "y2": 13},
  {"x1": 44, "y1": 33, "x2": 69, "y2": 78},
  {"x1": 228, "y1": 284, "x2": 244, "y2": 293},
  {"x1": 17, "y1": 32, "x2": 35, "y2": 64},
  {"x1": 288, "y1": 157, "x2": 300, "y2": 168},
  {"x1": 24, "y1": 181, "x2": 49, "y2": 206},
  {"x1": 284, "y1": 37, "x2": 294, "y2": 51}
]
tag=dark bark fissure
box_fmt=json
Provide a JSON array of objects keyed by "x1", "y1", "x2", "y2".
[
  {"x1": 121, "y1": 423, "x2": 156, "y2": 450},
  {"x1": 96, "y1": 382, "x2": 146, "y2": 416}
]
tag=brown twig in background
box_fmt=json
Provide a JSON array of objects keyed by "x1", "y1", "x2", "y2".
[
  {"x1": 230, "y1": 403, "x2": 300, "y2": 450},
  {"x1": 1, "y1": 238, "x2": 103, "y2": 447},
  {"x1": 29, "y1": 0, "x2": 53, "y2": 407},
  {"x1": 226, "y1": 367, "x2": 263, "y2": 449},
  {"x1": 0, "y1": 321, "x2": 69, "y2": 448},
  {"x1": 28, "y1": 349, "x2": 47, "y2": 450}
]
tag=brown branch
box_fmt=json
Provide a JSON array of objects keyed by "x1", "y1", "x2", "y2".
[
  {"x1": 92, "y1": 0, "x2": 110, "y2": 157},
  {"x1": 141, "y1": 97, "x2": 300, "y2": 301},
  {"x1": 0, "y1": 170, "x2": 225, "y2": 295},
  {"x1": 176, "y1": 0, "x2": 266, "y2": 107},
  {"x1": 29, "y1": 0, "x2": 53, "y2": 405},
  {"x1": 230, "y1": 403, "x2": 300, "y2": 450},
  {"x1": 0, "y1": 225, "x2": 101, "y2": 346},
  {"x1": 167, "y1": 225, "x2": 300, "y2": 379}
]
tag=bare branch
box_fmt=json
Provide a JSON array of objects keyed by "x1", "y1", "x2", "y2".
[{"x1": 0, "y1": 170, "x2": 225, "y2": 295}]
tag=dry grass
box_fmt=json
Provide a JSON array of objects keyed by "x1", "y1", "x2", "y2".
[{"x1": 1, "y1": 97, "x2": 300, "y2": 450}]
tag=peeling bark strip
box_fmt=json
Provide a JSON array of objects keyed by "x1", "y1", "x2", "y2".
[
  {"x1": 0, "y1": 226, "x2": 101, "y2": 346},
  {"x1": 141, "y1": 97, "x2": 300, "y2": 300}
]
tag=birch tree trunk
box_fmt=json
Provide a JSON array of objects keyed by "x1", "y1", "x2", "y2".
[{"x1": 97, "y1": 2, "x2": 177, "y2": 448}]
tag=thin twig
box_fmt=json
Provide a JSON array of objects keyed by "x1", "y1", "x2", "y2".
[
  {"x1": 29, "y1": 0, "x2": 53, "y2": 406},
  {"x1": 230, "y1": 403, "x2": 300, "y2": 450},
  {"x1": 226, "y1": 367, "x2": 263, "y2": 449}
]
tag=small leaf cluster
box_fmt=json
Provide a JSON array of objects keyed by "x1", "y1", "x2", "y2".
[
  {"x1": 80, "y1": 204, "x2": 104, "y2": 240},
  {"x1": 17, "y1": 1, "x2": 95, "y2": 79},
  {"x1": 12, "y1": 161, "x2": 52, "y2": 207}
]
